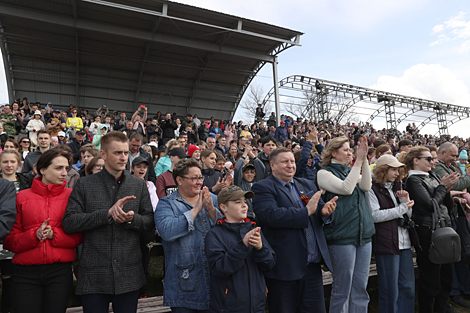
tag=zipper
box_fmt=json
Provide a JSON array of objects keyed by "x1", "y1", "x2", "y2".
[
  {"x1": 221, "y1": 281, "x2": 229, "y2": 312},
  {"x1": 43, "y1": 197, "x2": 49, "y2": 263}
]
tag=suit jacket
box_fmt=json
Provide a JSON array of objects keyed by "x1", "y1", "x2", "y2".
[{"x1": 252, "y1": 175, "x2": 332, "y2": 281}]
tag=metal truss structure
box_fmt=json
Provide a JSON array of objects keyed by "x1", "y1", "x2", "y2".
[{"x1": 261, "y1": 75, "x2": 470, "y2": 135}]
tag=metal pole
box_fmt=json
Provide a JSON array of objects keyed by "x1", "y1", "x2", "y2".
[{"x1": 272, "y1": 56, "x2": 281, "y2": 126}]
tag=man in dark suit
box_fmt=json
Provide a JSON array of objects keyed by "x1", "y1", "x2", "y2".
[{"x1": 252, "y1": 147, "x2": 337, "y2": 313}]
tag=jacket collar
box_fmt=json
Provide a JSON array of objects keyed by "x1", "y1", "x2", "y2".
[{"x1": 31, "y1": 177, "x2": 66, "y2": 196}]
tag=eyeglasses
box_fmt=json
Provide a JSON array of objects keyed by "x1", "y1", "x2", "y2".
[
  {"x1": 21, "y1": 141, "x2": 30, "y2": 144},
  {"x1": 94, "y1": 164, "x2": 104, "y2": 169},
  {"x1": 181, "y1": 176, "x2": 204, "y2": 183},
  {"x1": 72, "y1": 111, "x2": 77, "y2": 114},
  {"x1": 417, "y1": 156, "x2": 436, "y2": 163}
]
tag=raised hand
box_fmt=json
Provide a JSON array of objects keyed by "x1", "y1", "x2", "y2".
[
  {"x1": 396, "y1": 190, "x2": 409, "y2": 200},
  {"x1": 306, "y1": 191, "x2": 323, "y2": 216},
  {"x1": 108, "y1": 195, "x2": 136, "y2": 223}
]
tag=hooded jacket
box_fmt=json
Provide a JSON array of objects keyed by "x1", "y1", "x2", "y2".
[
  {"x1": 205, "y1": 219, "x2": 275, "y2": 313},
  {"x1": 4, "y1": 178, "x2": 83, "y2": 265}
]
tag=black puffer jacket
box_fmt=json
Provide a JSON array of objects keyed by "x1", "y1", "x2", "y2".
[
  {"x1": 202, "y1": 168, "x2": 224, "y2": 194},
  {"x1": 404, "y1": 172, "x2": 453, "y2": 228}
]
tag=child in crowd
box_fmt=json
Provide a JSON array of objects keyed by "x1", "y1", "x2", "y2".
[
  {"x1": 201, "y1": 149, "x2": 232, "y2": 194},
  {"x1": 234, "y1": 144, "x2": 265, "y2": 221},
  {"x1": 205, "y1": 186, "x2": 275, "y2": 313},
  {"x1": 214, "y1": 152, "x2": 226, "y2": 173}
]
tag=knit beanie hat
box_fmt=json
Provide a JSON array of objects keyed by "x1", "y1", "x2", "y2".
[
  {"x1": 187, "y1": 145, "x2": 200, "y2": 157},
  {"x1": 459, "y1": 150, "x2": 468, "y2": 160}
]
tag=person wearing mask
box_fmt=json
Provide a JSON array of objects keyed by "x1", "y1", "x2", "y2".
[
  {"x1": 252, "y1": 147, "x2": 337, "y2": 313},
  {"x1": 155, "y1": 159, "x2": 223, "y2": 312},
  {"x1": 62, "y1": 131, "x2": 155, "y2": 313},
  {"x1": 4, "y1": 149, "x2": 83, "y2": 313},
  {"x1": 365, "y1": 155, "x2": 416, "y2": 313},
  {"x1": 404, "y1": 146, "x2": 459, "y2": 313},
  {"x1": 317, "y1": 136, "x2": 374, "y2": 313},
  {"x1": 22, "y1": 130, "x2": 51, "y2": 177},
  {"x1": 156, "y1": 147, "x2": 188, "y2": 199}
]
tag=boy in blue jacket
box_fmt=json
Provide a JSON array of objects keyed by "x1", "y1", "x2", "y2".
[{"x1": 205, "y1": 186, "x2": 275, "y2": 313}]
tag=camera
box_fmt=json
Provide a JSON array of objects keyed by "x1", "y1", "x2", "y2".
[{"x1": 397, "y1": 217, "x2": 415, "y2": 229}]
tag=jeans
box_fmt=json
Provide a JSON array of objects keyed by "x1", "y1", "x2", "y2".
[
  {"x1": 328, "y1": 243, "x2": 372, "y2": 313},
  {"x1": 375, "y1": 249, "x2": 415, "y2": 313},
  {"x1": 12, "y1": 262, "x2": 73, "y2": 313},
  {"x1": 450, "y1": 262, "x2": 470, "y2": 296},
  {"x1": 265, "y1": 263, "x2": 325, "y2": 313},
  {"x1": 82, "y1": 290, "x2": 139, "y2": 313}
]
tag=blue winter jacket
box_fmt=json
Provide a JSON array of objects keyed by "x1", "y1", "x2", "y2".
[
  {"x1": 274, "y1": 126, "x2": 287, "y2": 143},
  {"x1": 205, "y1": 219, "x2": 275, "y2": 313},
  {"x1": 155, "y1": 190, "x2": 223, "y2": 310}
]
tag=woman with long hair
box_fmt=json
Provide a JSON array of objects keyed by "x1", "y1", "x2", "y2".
[
  {"x1": 403, "y1": 146, "x2": 459, "y2": 313},
  {"x1": 4, "y1": 149, "x2": 83, "y2": 313},
  {"x1": 317, "y1": 136, "x2": 374, "y2": 313},
  {"x1": 226, "y1": 144, "x2": 239, "y2": 165},
  {"x1": 85, "y1": 155, "x2": 105, "y2": 176},
  {"x1": 18, "y1": 137, "x2": 31, "y2": 161},
  {"x1": 365, "y1": 155, "x2": 415, "y2": 313}
]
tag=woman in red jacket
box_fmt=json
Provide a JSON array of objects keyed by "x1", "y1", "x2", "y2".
[{"x1": 4, "y1": 149, "x2": 83, "y2": 313}]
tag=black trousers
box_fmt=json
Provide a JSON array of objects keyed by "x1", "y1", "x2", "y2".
[
  {"x1": 81, "y1": 290, "x2": 139, "y2": 313},
  {"x1": 12, "y1": 262, "x2": 73, "y2": 313},
  {"x1": 416, "y1": 225, "x2": 453, "y2": 313},
  {"x1": 265, "y1": 263, "x2": 326, "y2": 313}
]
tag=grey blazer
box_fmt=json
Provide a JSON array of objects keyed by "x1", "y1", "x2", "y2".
[{"x1": 62, "y1": 168, "x2": 155, "y2": 295}]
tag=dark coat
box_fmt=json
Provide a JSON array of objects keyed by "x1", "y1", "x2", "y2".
[
  {"x1": 126, "y1": 148, "x2": 156, "y2": 184},
  {"x1": 202, "y1": 168, "x2": 224, "y2": 194},
  {"x1": 404, "y1": 172, "x2": 453, "y2": 228},
  {"x1": 0, "y1": 178, "x2": 17, "y2": 239},
  {"x1": 62, "y1": 168, "x2": 155, "y2": 295},
  {"x1": 257, "y1": 151, "x2": 272, "y2": 179},
  {"x1": 22, "y1": 150, "x2": 43, "y2": 176},
  {"x1": 205, "y1": 220, "x2": 275, "y2": 313},
  {"x1": 161, "y1": 119, "x2": 177, "y2": 139},
  {"x1": 68, "y1": 139, "x2": 90, "y2": 164},
  {"x1": 252, "y1": 175, "x2": 332, "y2": 281},
  {"x1": 274, "y1": 126, "x2": 287, "y2": 143}
]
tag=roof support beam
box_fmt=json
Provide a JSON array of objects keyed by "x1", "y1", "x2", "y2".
[
  {"x1": 0, "y1": 16, "x2": 14, "y2": 103},
  {"x1": 0, "y1": 3, "x2": 276, "y2": 63},
  {"x1": 72, "y1": 0, "x2": 80, "y2": 106}
]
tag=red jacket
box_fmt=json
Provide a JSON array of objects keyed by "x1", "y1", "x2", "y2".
[{"x1": 4, "y1": 178, "x2": 83, "y2": 265}]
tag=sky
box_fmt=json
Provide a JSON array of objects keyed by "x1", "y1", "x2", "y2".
[{"x1": 1, "y1": 0, "x2": 470, "y2": 136}]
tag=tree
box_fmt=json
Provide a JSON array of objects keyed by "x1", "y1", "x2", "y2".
[{"x1": 239, "y1": 84, "x2": 272, "y2": 123}]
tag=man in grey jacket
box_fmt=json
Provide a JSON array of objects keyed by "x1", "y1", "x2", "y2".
[{"x1": 63, "y1": 131, "x2": 155, "y2": 313}]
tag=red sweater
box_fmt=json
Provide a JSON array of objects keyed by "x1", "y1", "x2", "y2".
[{"x1": 4, "y1": 178, "x2": 83, "y2": 265}]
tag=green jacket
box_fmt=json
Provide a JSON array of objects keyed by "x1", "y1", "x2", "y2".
[
  {"x1": 0, "y1": 113, "x2": 16, "y2": 138},
  {"x1": 432, "y1": 161, "x2": 470, "y2": 191},
  {"x1": 321, "y1": 163, "x2": 375, "y2": 246}
]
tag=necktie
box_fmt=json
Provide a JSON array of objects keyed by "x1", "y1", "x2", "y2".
[{"x1": 286, "y1": 183, "x2": 315, "y2": 254}]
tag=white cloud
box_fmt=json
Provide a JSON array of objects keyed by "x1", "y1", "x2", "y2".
[
  {"x1": 370, "y1": 64, "x2": 470, "y2": 107},
  {"x1": 430, "y1": 11, "x2": 470, "y2": 53}
]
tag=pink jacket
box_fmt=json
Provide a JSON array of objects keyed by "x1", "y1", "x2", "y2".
[{"x1": 131, "y1": 110, "x2": 147, "y2": 134}]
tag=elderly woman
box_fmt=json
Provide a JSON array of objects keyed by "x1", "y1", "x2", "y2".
[
  {"x1": 155, "y1": 159, "x2": 223, "y2": 312},
  {"x1": 317, "y1": 136, "x2": 374, "y2": 313},
  {"x1": 403, "y1": 146, "x2": 459, "y2": 313},
  {"x1": 365, "y1": 155, "x2": 415, "y2": 313}
]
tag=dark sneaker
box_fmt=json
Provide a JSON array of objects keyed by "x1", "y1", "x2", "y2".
[{"x1": 451, "y1": 295, "x2": 470, "y2": 308}]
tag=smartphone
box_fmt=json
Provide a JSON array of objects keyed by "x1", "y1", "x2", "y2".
[{"x1": 140, "y1": 105, "x2": 146, "y2": 109}]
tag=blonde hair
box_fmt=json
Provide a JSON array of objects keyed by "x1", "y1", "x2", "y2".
[
  {"x1": 321, "y1": 136, "x2": 349, "y2": 167},
  {"x1": 0, "y1": 150, "x2": 21, "y2": 164},
  {"x1": 165, "y1": 139, "x2": 179, "y2": 155},
  {"x1": 373, "y1": 164, "x2": 401, "y2": 184}
]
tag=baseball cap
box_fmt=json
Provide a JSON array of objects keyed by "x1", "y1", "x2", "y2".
[
  {"x1": 76, "y1": 130, "x2": 86, "y2": 135},
  {"x1": 100, "y1": 124, "x2": 108, "y2": 130},
  {"x1": 168, "y1": 147, "x2": 189, "y2": 158},
  {"x1": 132, "y1": 156, "x2": 149, "y2": 166},
  {"x1": 242, "y1": 163, "x2": 255, "y2": 171},
  {"x1": 375, "y1": 155, "x2": 404, "y2": 168},
  {"x1": 186, "y1": 113, "x2": 192, "y2": 117},
  {"x1": 58, "y1": 131, "x2": 66, "y2": 137},
  {"x1": 280, "y1": 121, "x2": 286, "y2": 124},
  {"x1": 217, "y1": 185, "x2": 254, "y2": 207}
]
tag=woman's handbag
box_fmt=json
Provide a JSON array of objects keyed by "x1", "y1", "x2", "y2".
[{"x1": 428, "y1": 198, "x2": 461, "y2": 264}]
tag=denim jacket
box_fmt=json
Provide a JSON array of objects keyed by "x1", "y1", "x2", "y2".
[{"x1": 154, "y1": 190, "x2": 223, "y2": 310}]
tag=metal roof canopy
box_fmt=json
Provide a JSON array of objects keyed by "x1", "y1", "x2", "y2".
[{"x1": 0, "y1": 0, "x2": 302, "y2": 120}]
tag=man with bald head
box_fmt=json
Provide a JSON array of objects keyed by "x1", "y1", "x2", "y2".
[{"x1": 432, "y1": 142, "x2": 470, "y2": 191}]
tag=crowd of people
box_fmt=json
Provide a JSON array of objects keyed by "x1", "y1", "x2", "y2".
[{"x1": 0, "y1": 97, "x2": 470, "y2": 313}]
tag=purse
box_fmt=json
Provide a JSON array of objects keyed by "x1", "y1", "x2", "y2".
[{"x1": 428, "y1": 198, "x2": 461, "y2": 264}]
